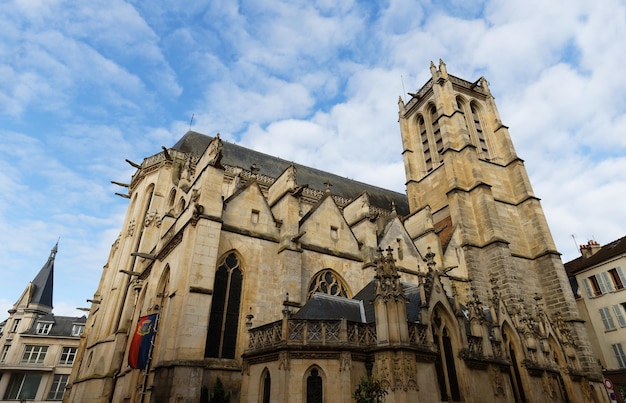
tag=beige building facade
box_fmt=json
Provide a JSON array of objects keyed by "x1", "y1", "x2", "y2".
[
  {"x1": 566, "y1": 237, "x2": 626, "y2": 401},
  {"x1": 65, "y1": 62, "x2": 608, "y2": 402},
  {"x1": 0, "y1": 244, "x2": 86, "y2": 402}
]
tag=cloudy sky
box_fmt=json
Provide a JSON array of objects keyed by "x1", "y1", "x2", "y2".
[{"x1": 1, "y1": 0, "x2": 625, "y2": 318}]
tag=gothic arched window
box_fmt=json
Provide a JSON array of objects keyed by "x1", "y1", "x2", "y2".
[
  {"x1": 470, "y1": 102, "x2": 489, "y2": 157},
  {"x1": 307, "y1": 269, "x2": 349, "y2": 300},
  {"x1": 205, "y1": 253, "x2": 243, "y2": 359},
  {"x1": 261, "y1": 369, "x2": 271, "y2": 403},
  {"x1": 432, "y1": 309, "x2": 461, "y2": 402},
  {"x1": 502, "y1": 326, "x2": 527, "y2": 402},
  {"x1": 418, "y1": 115, "x2": 432, "y2": 172},
  {"x1": 306, "y1": 368, "x2": 323, "y2": 403},
  {"x1": 430, "y1": 105, "x2": 443, "y2": 156}
]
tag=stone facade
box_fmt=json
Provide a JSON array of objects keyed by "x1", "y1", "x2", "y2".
[{"x1": 65, "y1": 62, "x2": 607, "y2": 402}]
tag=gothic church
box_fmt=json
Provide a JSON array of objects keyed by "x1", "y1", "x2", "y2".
[{"x1": 65, "y1": 62, "x2": 607, "y2": 402}]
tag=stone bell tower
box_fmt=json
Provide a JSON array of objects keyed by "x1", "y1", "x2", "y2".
[{"x1": 397, "y1": 60, "x2": 600, "y2": 376}]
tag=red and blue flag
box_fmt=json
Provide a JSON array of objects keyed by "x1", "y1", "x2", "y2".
[{"x1": 128, "y1": 314, "x2": 158, "y2": 369}]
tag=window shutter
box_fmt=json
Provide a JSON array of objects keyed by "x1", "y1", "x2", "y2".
[
  {"x1": 602, "y1": 272, "x2": 616, "y2": 292},
  {"x1": 600, "y1": 307, "x2": 616, "y2": 330},
  {"x1": 612, "y1": 344, "x2": 626, "y2": 368},
  {"x1": 582, "y1": 279, "x2": 594, "y2": 298},
  {"x1": 614, "y1": 305, "x2": 626, "y2": 327},
  {"x1": 617, "y1": 267, "x2": 626, "y2": 287},
  {"x1": 596, "y1": 274, "x2": 609, "y2": 294}
]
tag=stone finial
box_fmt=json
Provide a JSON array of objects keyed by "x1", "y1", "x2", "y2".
[
  {"x1": 373, "y1": 247, "x2": 404, "y2": 301},
  {"x1": 429, "y1": 61, "x2": 437, "y2": 78},
  {"x1": 398, "y1": 96, "x2": 405, "y2": 114},
  {"x1": 250, "y1": 163, "x2": 260, "y2": 179},
  {"x1": 439, "y1": 59, "x2": 448, "y2": 78},
  {"x1": 479, "y1": 77, "x2": 491, "y2": 95},
  {"x1": 324, "y1": 181, "x2": 332, "y2": 194}
]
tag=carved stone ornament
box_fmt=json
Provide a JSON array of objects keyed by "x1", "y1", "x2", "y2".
[
  {"x1": 144, "y1": 209, "x2": 158, "y2": 227},
  {"x1": 340, "y1": 351, "x2": 351, "y2": 372},
  {"x1": 127, "y1": 218, "x2": 136, "y2": 237},
  {"x1": 112, "y1": 235, "x2": 121, "y2": 251},
  {"x1": 375, "y1": 353, "x2": 392, "y2": 390},
  {"x1": 190, "y1": 188, "x2": 201, "y2": 203},
  {"x1": 374, "y1": 247, "x2": 406, "y2": 302},
  {"x1": 403, "y1": 353, "x2": 419, "y2": 391},
  {"x1": 488, "y1": 365, "x2": 505, "y2": 396},
  {"x1": 206, "y1": 134, "x2": 223, "y2": 167},
  {"x1": 278, "y1": 351, "x2": 290, "y2": 371},
  {"x1": 241, "y1": 360, "x2": 250, "y2": 376}
]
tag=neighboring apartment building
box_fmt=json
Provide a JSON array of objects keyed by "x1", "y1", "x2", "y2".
[
  {"x1": 566, "y1": 237, "x2": 626, "y2": 401},
  {"x1": 65, "y1": 62, "x2": 607, "y2": 403},
  {"x1": 0, "y1": 244, "x2": 86, "y2": 401}
]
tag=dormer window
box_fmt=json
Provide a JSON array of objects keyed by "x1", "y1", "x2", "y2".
[
  {"x1": 71, "y1": 325, "x2": 84, "y2": 337},
  {"x1": 36, "y1": 322, "x2": 53, "y2": 335}
]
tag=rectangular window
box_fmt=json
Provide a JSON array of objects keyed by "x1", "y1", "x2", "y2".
[
  {"x1": 71, "y1": 325, "x2": 84, "y2": 336},
  {"x1": 600, "y1": 307, "x2": 616, "y2": 331},
  {"x1": 59, "y1": 347, "x2": 77, "y2": 365},
  {"x1": 3, "y1": 373, "x2": 42, "y2": 400},
  {"x1": 614, "y1": 305, "x2": 626, "y2": 327},
  {"x1": 46, "y1": 374, "x2": 69, "y2": 400},
  {"x1": 21, "y1": 345, "x2": 48, "y2": 364},
  {"x1": 612, "y1": 343, "x2": 626, "y2": 369},
  {"x1": 589, "y1": 273, "x2": 614, "y2": 296},
  {"x1": 11, "y1": 318, "x2": 21, "y2": 333},
  {"x1": 609, "y1": 267, "x2": 626, "y2": 290},
  {"x1": 1, "y1": 345, "x2": 10, "y2": 363},
  {"x1": 36, "y1": 322, "x2": 53, "y2": 335}
]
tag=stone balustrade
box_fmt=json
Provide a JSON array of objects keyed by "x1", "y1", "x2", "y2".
[{"x1": 247, "y1": 319, "x2": 430, "y2": 352}]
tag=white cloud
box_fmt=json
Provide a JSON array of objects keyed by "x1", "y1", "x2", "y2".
[{"x1": 0, "y1": 0, "x2": 625, "y2": 316}]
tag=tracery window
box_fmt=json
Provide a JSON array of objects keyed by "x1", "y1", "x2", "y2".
[
  {"x1": 307, "y1": 269, "x2": 349, "y2": 300},
  {"x1": 205, "y1": 253, "x2": 243, "y2": 359}
]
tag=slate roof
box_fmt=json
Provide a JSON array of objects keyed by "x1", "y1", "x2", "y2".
[
  {"x1": 30, "y1": 243, "x2": 57, "y2": 309},
  {"x1": 564, "y1": 235, "x2": 626, "y2": 276},
  {"x1": 294, "y1": 281, "x2": 423, "y2": 324},
  {"x1": 22, "y1": 314, "x2": 87, "y2": 337},
  {"x1": 171, "y1": 131, "x2": 410, "y2": 216},
  {"x1": 292, "y1": 293, "x2": 365, "y2": 322}
]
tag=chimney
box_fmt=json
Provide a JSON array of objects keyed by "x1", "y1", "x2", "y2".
[{"x1": 580, "y1": 240, "x2": 601, "y2": 259}]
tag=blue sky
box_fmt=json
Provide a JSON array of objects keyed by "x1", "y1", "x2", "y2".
[{"x1": 1, "y1": 0, "x2": 625, "y2": 317}]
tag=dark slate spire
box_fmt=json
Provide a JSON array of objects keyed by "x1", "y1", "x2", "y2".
[{"x1": 30, "y1": 242, "x2": 57, "y2": 309}]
